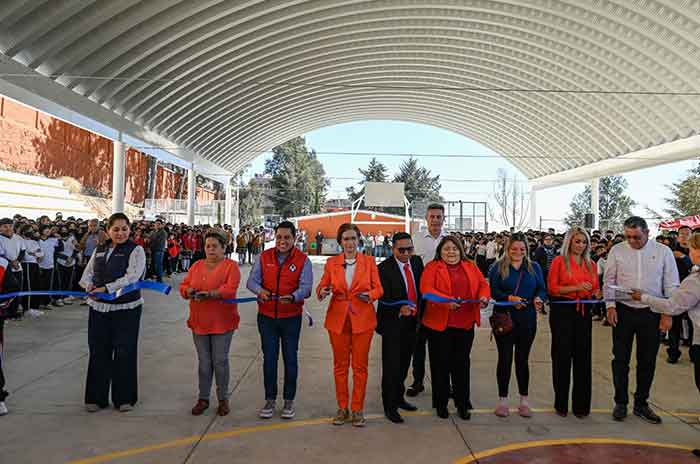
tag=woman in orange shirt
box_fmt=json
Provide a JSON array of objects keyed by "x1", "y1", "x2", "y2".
[
  {"x1": 547, "y1": 226, "x2": 601, "y2": 418},
  {"x1": 180, "y1": 230, "x2": 241, "y2": 417},
  {"x1": 317, "y1": 223, "x2": 383, "y2": 427},
  {"x1": 421, "y1": 236, "x2": 490, "y2": 420}
]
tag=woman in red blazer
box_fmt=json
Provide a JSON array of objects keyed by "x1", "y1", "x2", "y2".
[
  {"x1": 317, "y1": 223, "x2": 383, "y2": 428},
  {"x1": 421, "y1": 236, "x2": 490, "y2": 420}
]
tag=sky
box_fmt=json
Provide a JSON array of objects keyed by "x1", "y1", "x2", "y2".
[{"x1": 244, "y1": 120, "x2": 698, "y2": 232}]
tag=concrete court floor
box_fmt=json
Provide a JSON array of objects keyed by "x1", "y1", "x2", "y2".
[{"x1": 1, "y1": 261, "x2": 699, "y2": 464}]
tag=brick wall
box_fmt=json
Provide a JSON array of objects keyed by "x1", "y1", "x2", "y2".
[{"x1": 0, "y1": 96, "x2": 218, "y2": 204}]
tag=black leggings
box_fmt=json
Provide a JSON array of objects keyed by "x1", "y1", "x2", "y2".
[
  {"x1": 690, "y1": 346, "x2": 700, "y2": 392},
  {"x1": 495, "y1": 324, "x2": 536, "y2": 397}
]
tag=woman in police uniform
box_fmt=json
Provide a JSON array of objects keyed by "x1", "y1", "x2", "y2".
[{"x1": 79, "y1": 213, "x2": 146, "y2": 413}]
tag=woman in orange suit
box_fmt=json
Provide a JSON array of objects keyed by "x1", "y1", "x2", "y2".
[
  {"x1": 421, "y1": 236, "x2": 490, "y2": 420},
  {"x1": 317, "y1": 223, "x2": 383, "y2": 427}
]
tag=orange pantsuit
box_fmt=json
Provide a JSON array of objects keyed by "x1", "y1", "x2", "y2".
[{"x1": 317, "y1": 254, "x2": 383, "y2": 412}]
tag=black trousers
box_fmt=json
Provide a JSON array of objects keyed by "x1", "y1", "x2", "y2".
[
  {"x1": 690, "y1": 345, "x2": 700, "y2": 392},
  {"x1": 0, "y1": 318, "x2": 7, "y2": 401},
  {"x1": 410, "y1": 326, "x2": 427, "y2": 387},
  {"x1": 668, "y1": 314, "x2": 693, "y2": 360},
  {"x1": 37, "y1": 267, "x2": 59, "y2": 306},
  {"x1": 380, "y1": 316, "x2": 417, "y2": 412},
  {"x1": 612, "y1": 303, "x2": 660, "y2": 408},
  {"x1": 2, "y1": 270, "x2": 22, "y2": 318},
  {"x1": 427, "y1": 326, "x2": 474, "y2": 410},
  {"x1": 20, "y1": 262, "x2": 40, "y2": 310},
  {"x1": 56, "y1": 264, "x2": 75, "y2": 294},
  {"x1": 86, "y1": 307, "x2": 142, "y2": 408},
  {"x1": 495, "y1": 324, "x2": 536, "y2": 397},
  {"x1": 549, "y1": 302, "x2": 592, "y2": 415}
]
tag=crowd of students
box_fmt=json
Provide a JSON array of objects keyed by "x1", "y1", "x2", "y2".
[{"x1": 1, "y1": 206, "x2": 699, "y2": 460}]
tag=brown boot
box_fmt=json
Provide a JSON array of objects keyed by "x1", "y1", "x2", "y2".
[
  {"x1": 217, "y1": 399, "x2": 230, "y2": 416},
  {"x1": 191, "y1": 399, "x2": 209, "y2": 416}
]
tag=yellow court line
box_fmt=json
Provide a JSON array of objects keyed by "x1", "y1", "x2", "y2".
[
  {"x1": 453, "y1": 438, "x2": 695, "y2": 464},
  {"x1": 66, "y1": 409, "x2": 700, "y2": 464}
]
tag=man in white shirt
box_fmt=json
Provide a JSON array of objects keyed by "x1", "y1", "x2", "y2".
[
  {"x1": 604, "y1": 216, "x2": 679, "y2": 425},
  {"x1": 407, "y1": 203, "x2": 447, "y2": 397}
]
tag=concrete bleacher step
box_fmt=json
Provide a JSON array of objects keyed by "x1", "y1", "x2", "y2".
[{"x1": 0, "y1": 169, "x2": 96, "y2": 218}]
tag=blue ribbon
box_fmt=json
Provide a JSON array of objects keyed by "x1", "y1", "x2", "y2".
[
  {"x1": 381, "y1": 293, "x2": 608, "y2": 308},
  {"x1": 0, "y1": 280, "x2": 171, "y2": 301},
  {"x1": 220, "y1": 295, "x2": 314, "y2": 327}
]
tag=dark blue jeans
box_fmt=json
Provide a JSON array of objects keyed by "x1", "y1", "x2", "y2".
[
  {"x1": 257, "y1": 313, "x2": 302, "y2": 401},
  {"x1": 152, "y1": 251, "x2": 164, "y2": 281}
]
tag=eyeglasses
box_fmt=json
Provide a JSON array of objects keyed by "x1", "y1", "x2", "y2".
[
  {"x1": 396, "y1": 246, "x2": 414, "y2": 254},
  {"x1": 624, "y1": 234, "x2": 644, "y2": 241}
]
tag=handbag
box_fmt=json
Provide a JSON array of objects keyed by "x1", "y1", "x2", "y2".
[{"x1": 489, "y1": 267, "x2": 524, "y2": 336}]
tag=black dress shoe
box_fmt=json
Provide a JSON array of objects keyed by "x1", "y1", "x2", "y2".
[
  {"x1": 633, "y1": 405, "x2": 662, "y2": 424},
  {"x1": 385, "y1": 410, "x2": 404, "y2": 424},
  {"x1": 612, "y1": 404, "x2": 627, "y2": 421},
  {"x1": 406, "y1": 384, "x2": 424, "y2": 397},
  {"x1": 667, "y1": 356, "x2": 679, "y2": 364},
  {"x1": 692, "y1": 449, "x2": 700, "y2": 457},
  {"x1": 437, "y1": 406, "x2": 449, "y2": 419},
  {"x1": 458, "y1": 407, "x2": 471, "y2": 420},
  {"x1": 398, "y1": 400, "x2": 418, "y2": 412}
]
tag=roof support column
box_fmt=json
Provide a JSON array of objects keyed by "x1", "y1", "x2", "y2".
[
  {"x1": 223, "y1": 176, "x2": 233, "y2": 226},
  {"x1": 591, "y1": 178, "x2": 600, "y2": 230},
  {"x1": 112, "y1": 136, "x2": 126, "y2": 214},
  {"x1": 529, "y1": 189, "x2": 537, "y2": 230},
  {"x1": 187, "y1": 168, "x2": 196, "y2": 226}
]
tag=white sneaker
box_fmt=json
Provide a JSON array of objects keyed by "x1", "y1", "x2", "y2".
[
  {"x1": 63, "y1": 297, "x2": 74, "y2": 305},
  {"x1": 52, "y1": 300, "x2": 64, "y2": 307},
  {"x1": 281, "y1": 400, "x2": 295, "y2": 419},
  {"x1": 26, "y1": 309, "x2": 44, "y2": 317},
  {"x1": 259, "y1": 400, "x2": 276, "y2": 419},
  {"x1": 0, "y1": 402, "x2": 8, "y2": 416}
]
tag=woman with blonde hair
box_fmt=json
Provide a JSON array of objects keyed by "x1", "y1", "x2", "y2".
[
  {"x1": 547, "y1": 226, "x2": 601, "y2": 418},
  {"x1": 488, "y1": 233, "x2": 545, "y2": 418}
]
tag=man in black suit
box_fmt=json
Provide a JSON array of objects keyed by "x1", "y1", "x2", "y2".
[{"x1": 377, "y1": 232, "x2": 424, "y2": 423}]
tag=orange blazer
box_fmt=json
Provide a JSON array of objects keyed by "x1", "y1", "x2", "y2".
[
  {"x1": 316, "y1": 253, "x2": 384, "y2": 334},
  {"x1": 420, "y1": 260, "x2": 490, "y2": 332},
  {"x1": 547, "y1": 255, "x2": 599, "y2": 300}
]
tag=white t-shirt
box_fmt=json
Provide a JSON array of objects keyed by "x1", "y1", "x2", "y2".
[
  {"x1": 57, "y1": 236, "x2": 77, "y2": 267},
  {"x1": 39, "y1": 237, "x2": 60, "y2": 270},
  {"x1": 0, "y1": 234, "x2": 26, "y2": 272},
  {"x1": 22, "y1": 238, "x2": 43, "y2": 264},
  {"x1": 486, "y1": 240, "x2": 499, "y2": 260}
]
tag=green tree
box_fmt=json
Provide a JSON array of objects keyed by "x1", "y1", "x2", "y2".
[
  {"x1": 565, "y1": 175, "x2": 635, "y2": 231},
  {"x1": 346, "y1": 157, "x2": 389, "y2": 203},
  {"x1": 264, "y1": 137, "x2": 329, "y2": 218},
  {"x1": 393, "y1": 157, "x2": 442, "y2": 204},
  {"x1": 663, "y1": 163, "x2": 700, "y2": 217},
  {"x1": 237, "y1": 176, "x2": 264, "y2": 226}
]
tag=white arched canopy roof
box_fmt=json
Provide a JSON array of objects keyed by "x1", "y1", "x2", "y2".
[{"x1": 1, "y1": 1, "x2": 700, "y2": 187}]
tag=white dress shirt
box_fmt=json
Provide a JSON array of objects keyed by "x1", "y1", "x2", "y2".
[
  {"x1": 79, "y1": 245, "x2": 147, "y2": 312},
  {"x1": 395, "y1": 257, "x2": 415, "y2": 295},
  {"x1": 603, "y1": 239, "x2": 679, "y2": 309},
  {"x1": 413, "y1": 229, "x2": 447, "y2": 264}
]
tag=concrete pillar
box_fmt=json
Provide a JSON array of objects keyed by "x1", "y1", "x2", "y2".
[
  {"x1": 224, "y1": 176, "x2": 233, "y2": 226},
  {"x1": 112, "y1": 138, "x2": 126, "y2": 214},
  {"x1": 591, "y1": 177, "x2": 600, "y2": 230},
  {"x1": 529, "y1": 188, "x2": 537, "y2": 230},
  {"x1": 187, "y1": 168, "x2": 196, "y2": 226},
  {"x1": 234, "y1": 182, "x2": 240, "y2": 232}
]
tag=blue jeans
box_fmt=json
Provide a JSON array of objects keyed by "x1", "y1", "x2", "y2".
[
  {"x1": 152, "y1": 251, "x2": 164, "y2": 281},
  {"x1": 257, "y1": 313, "x2": 302, "y2": 401}
]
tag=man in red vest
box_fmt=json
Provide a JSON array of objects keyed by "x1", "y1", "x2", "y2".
[{"x1": 247, "y1": 221, "x2": 312, "y2": 420}]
